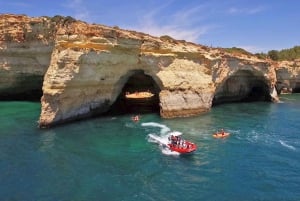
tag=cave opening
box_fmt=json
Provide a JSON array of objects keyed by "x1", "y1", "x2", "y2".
[
  {"x1": 0, "y1": 74, "x2": 43, "y2": 101},
  {"x1": 106, "y1": 70, "x2": 161, "y2": 115},
  {"x1": 293, "y1": 82, "x2": 300, "y2": 93},
  {"x1": 212, "y1": 70, "x2": 271, "y2": 106}
]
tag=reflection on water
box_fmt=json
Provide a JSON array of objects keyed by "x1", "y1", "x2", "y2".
[{"x1": 39, "y1": 130, "x2": 56, "y2": 152}]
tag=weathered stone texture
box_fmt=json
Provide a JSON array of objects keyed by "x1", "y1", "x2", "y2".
[
  {"x1": 276, "y1": 60, "x2": 300, "y2": 93},
  {"x1": 1, "y1": 14, "x2": 299, "y2": 127},
  {"x1": 0, "y1": 14, "x2": 55, "y2": 99}
]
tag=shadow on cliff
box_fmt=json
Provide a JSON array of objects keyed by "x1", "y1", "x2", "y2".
[
  {"x1": 212, "y1": 70, "x2": 272, "y2": 106},
  {"x1": 0, "y1": 74, "x2": 43, "y2": 101}
]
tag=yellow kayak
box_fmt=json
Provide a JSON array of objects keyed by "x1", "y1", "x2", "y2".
[
  {"x1": 213, "y1": 132, "x2": 230, "y2": 138},
  {"x1": 125, "y1": 92, "x2": 154, "y2": 99}
]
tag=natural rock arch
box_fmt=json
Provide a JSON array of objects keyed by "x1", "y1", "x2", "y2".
[
  {"x1": 107, "y1": 70, "x2": 162, "y2": 114},
  {"x1": 212, "y1": 70, "x2": 271, "y2": 105}
]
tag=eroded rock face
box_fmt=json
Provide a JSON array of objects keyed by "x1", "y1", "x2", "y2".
[
  {"x1": 158, "y1": 58, "x2": 214, "y2": 118},
  {"x1": 276, "y1": 60, "x2": 300, "y2": 93},
  {"x1": 0, "y1": 14, "x2": 56, "y2": 100},
  {"x1": 39, "y1": 20, "x2": 219, "y2": 126},
  {"x1": 0, "y1": 14, "x2": 287, "y2": 127},
  {"x1": 212, "y1": 57, "x2": 278, "y2": 104},
  {"x1": 38, "y1": 18, "x2": 280, "y2": 127},
  {"x1": 37, "y1": 18, "x2": 281, "y2": 127}
]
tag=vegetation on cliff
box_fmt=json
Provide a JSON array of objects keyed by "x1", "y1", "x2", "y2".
[
  {"x1": 223, "y1": 46, "x2": 300, "y2": 62},
  {"x1": 255, "y1": 46, "x2": 300, "y2": 61},
  {"x1": 222, "y1": 47, "x2": 253, "y2": 57},
  {"x1": 49, "y1": 15, "x2": 76, "y2": 25},
  {"x1": 267, "y1": 46, "x2": 300, "y2": 61}
]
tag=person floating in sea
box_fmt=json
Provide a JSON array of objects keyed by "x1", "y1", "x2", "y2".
[
  {"x1": 213, "y1": 128, "x2": 230, "y2": 138},
  {"x1": 131, "y1": 115, "x2": 140, "y2": 122}
]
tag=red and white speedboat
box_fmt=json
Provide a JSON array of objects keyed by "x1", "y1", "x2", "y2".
[
  {"x1": 168, "y1": 133, "x2": 197, "y2": 154},
  {"x1": 148, "y1": 131, "x2": 197, "y2": 155}
]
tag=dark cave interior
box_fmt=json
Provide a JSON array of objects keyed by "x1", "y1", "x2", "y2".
[{"x1": 107, "y1": 70, "x2": 161, "y2": 115}]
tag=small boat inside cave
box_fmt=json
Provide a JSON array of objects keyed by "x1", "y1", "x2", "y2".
[{"x1": 106, "y1": 71, "x2": 161, "y2": 115}]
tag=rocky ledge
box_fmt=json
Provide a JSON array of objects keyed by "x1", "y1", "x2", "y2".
[{"x1": 1, "y1": 14, "x2": 299, "y2": 127}]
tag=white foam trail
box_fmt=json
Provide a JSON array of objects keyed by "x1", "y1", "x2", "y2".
[
  {"x1": 143, "y1": 122, "x2": 181, "y2": 156},
  {"x1": 141, "y1": 122, "x2": 171, "y2": 135},
  {"x1": 279, "y1": 140, "x2": 296, "y2": 150},
  {"x1": 148, "y1": 134, "x2": 168, "y2": 145},
  {"x1": 148, "y1": 133, "x2": 180, "y2": 155},
  {"x1": 161, "y1": 147, "x2": 180, "y2": 156}
]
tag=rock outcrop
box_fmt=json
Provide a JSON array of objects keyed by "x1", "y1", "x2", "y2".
[
  {"x1": 0, "y1": 14, "x2": 56, "y2": 100},
  {"x1": 212, "y1": 56, "x2": 278, "y2": 104},
  {"x1": 38, "y1": 19, "x2": 279, "y2": 127},
  {"x1": 275, "y1": 60, "x2": 300, "y2": 93},
  {"x1": 39, "y1": 21, "x2": 218, "y2": 126},
  {"x1": 1, "y1": 14, "x2": 299, "y2": 127}
]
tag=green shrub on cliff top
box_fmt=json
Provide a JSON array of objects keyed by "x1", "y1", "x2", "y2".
[
  {"x1": 223, "y1": 46, "x2": 300, "y2": 61},
  {"x1": 223, "y1": 47, "x2": 253, "y2": 57},
  {"x1": 51, "y1": 15, "x2": 76, "y2": 25},
  {"x1": 267, "y1": 46, "x2": 300, "y2": 61},
  {"x1": 160, "y1": 35, "x2": 175, "y2": 42}
]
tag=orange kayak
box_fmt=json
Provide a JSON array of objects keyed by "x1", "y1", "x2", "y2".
[{"x1": 213, "y1": 132, "x2": 230, "y2": 138}]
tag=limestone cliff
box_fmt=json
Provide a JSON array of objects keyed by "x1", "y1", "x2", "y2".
[
  {"x1": 39, "y1": 20, "x2": 218, "y2": 126},
  {"x1": 0, "y1": 14, "x2": 57, "y2": 100},
  {"x1": 1, "y1": 14, "x2": 298, "y2": 128},
  {"x1": 38, "y1": 18, "x2": 279, "y2": 127},
  {"x1": 212, "y1": 56, "x2": 278, "y2": 104},
  {"x1": 275, "y1": 60, "x2": 300, "y2": 93}
]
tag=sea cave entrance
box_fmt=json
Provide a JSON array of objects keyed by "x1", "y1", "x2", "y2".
[
  {"x1": 212, "y1": 70, "x2": 271, "y2": 106},
  {"x1": 292, "y1": 82, "x2": 300, "y2": 93},
  {"x1": 107, "y1": 70, "x2": 161, "y2": 115}
]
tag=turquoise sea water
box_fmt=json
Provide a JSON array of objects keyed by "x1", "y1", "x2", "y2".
[{"x1": 0, "y1": 94, "x2": 300, "y2": 201}]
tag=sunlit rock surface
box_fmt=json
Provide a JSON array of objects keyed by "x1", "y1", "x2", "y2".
[
  {"x1": 3, "y1": 14, "x2": 299, "y2": 127},
  {"x1": 276, "y1": 60, "x2": 300, "y2": 93},
  {"x1": 212, "y1": 56, "x2": 278, "y2": 104},
  {"x1": 38, "y1": 18, "x2": 279, "y2": 127},
  {"x1": 0, "y1": 14, "x2": 56, "y2": 100}
]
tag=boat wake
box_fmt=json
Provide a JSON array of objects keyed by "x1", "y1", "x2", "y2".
[
  {"x1": 142, "y1": 122, "x2": 181, "y2": 155},
  {"x1": 141, "y1": 122, "x2": 171, "y2": 135},
  {"x1": 279, "y1": 140, "x2": 296, "y2": 151}
]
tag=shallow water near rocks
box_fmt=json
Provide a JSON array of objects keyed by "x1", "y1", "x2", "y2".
[{"x1": 0, "y1": 94, "x2": 299, "y2": 201}]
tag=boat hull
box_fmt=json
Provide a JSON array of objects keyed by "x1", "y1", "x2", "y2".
[{"x1": 168, "y1": 142, "x2": 197, "y2": 154}]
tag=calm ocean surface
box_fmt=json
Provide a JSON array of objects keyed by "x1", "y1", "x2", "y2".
[{"x1": 0, "y1": 94, "x2": 299, "y2": 201}]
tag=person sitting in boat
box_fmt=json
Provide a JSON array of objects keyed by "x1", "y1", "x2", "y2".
[
  {"x1": 214, "y1": 129, "x2": 225, "y2": 136},
  {"x1": 175, "y1": 136, "x2": 182, "y2": 142},
  {"x1": 180, "y1": 140, "x2": 185, "y2": 148},
  {"x1": 170, "y1": 135, "x2": 177, "y2": 145},
  {"x1": 176, "y1": 137, "x2": 182, "y2": 148}
]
